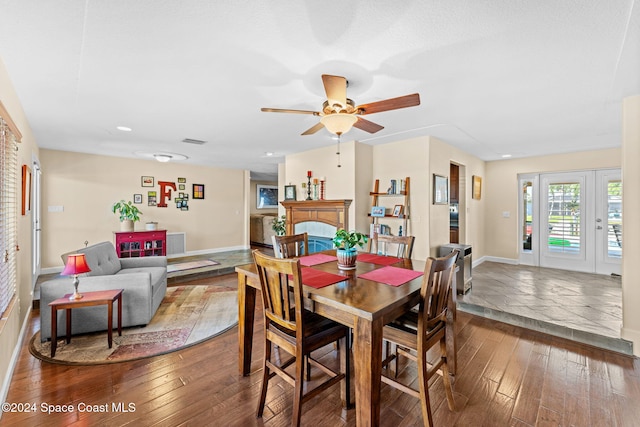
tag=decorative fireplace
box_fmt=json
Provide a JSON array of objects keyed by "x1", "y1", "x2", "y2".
[{"x1": 280, "y1": 200, "x2": 352, "y2": 251}]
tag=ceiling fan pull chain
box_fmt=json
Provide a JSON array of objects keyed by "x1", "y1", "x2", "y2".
[{"x1": 336, "y1": 135, "x2": 342, "y2": 168}]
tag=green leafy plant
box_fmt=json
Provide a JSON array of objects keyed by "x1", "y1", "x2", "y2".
[
  {"x1": 271, "y1": 215, "x2": 286, "y2": 236},
  {"x1": 111, "y1": 200, "x2": 142, "y2": 222},
  {"x1": 332, "y1": 229, "x2": 368, "y2": 251}
]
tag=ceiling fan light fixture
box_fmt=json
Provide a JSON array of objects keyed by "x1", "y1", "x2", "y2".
[
  {"x1": 320, "y1": 113, "x2": 357, "y2": 135},
  {"x1": 153, "y1": 154, "x2": 173, "y2": 163}
]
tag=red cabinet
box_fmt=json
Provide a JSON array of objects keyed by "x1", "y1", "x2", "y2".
[{"x1": 114, "y1": 230, "x2": 167, "y2": 258}]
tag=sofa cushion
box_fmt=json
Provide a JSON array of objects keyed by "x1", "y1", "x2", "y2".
[
  {"x1": 63, "y1": 242, "x2": 122, "y2": 276},
  {"x1": 116, "y1": 266, "x2": 166, "y2": 295}
]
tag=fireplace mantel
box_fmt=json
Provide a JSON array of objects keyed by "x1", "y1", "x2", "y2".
[{"x1": 281, "y1": 200, "x2": 352, "y2": 235}]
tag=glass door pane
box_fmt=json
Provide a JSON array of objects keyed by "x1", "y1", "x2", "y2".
[{"x1": 546, "y1": 181, "x2": 581, "y2": 254}]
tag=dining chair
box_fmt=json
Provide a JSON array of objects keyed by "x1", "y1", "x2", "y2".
[
  {"x1": 369, "y1": 232, "x2": 415, "y2": 259},
  {"x1": 252, "y1": 250, "x2": 351, "y2": 427},
  {"x1": 381, "y1": 250, "x2": 458, "y2": 427},
  {"x1": 272, "y1": 232, "x2": 309, "y2": 259}
]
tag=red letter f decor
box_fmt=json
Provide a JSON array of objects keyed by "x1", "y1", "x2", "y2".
[{"x1": 157, "y1": 181, "x2": 177, "y2": 207}]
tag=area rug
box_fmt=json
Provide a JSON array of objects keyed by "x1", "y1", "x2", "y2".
[
  {"x1": 167, "y1": 259, "x2": 220, "y2": 273},
  {"x1": 29, "y1": 285, "x2": 237, "y2": 365}
]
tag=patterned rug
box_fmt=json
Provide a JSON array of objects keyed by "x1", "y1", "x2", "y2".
[
  {"x1": 166, "y1": 259, "x2": 220, "y2": 273},
  {"x1": 29, "y1": 285, "x2": 237, "y2": 365}
]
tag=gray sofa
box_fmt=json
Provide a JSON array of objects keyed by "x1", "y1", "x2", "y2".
[{"x1": 40, "y1": 241, "x2": 167, "y2": 341}]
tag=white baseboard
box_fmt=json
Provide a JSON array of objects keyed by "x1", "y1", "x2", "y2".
[
  {"x1": 473, "y1": 256, "x2": 519, "y2": 268},
  {"x1": 0, "y1": 305, "x2": 32, "y2": 411}
]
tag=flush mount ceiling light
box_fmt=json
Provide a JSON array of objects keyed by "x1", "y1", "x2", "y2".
[
  {"x1": 153, "y1": 154, "x2": 173, "y2": 162},
  {"x1": 135, "y1": 151, "x2": 189, "y2": 162},
  {"x1": 116, "y1": 126, "x2": 132, "y2": 132}
]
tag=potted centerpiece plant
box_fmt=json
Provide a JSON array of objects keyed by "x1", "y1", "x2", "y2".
[
  {"x1": 112, "y1": 200, "x2": 142, "y2": 232},
  {"x1": 332, "y1": 229, "x2": 368, "y2": 270},
  {"x1": 271, "y1": 215, "x2": 287, "y2": 236}
]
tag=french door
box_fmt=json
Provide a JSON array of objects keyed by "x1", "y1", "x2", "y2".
[{"x1": 520, "y1": 169, "x2": 621, "y2": 275}]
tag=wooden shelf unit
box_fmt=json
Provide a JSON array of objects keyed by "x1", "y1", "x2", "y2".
[
  {"x1": 114, "y1": 230, "x2": 167, "y2": 258},
  {"x1": 368, "y1": 177, "x2": 410, "y2": 246}
]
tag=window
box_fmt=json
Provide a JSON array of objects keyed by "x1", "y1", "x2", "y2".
[{"x1": 0, "y1": 116, "x2": 18, "y2": 318}]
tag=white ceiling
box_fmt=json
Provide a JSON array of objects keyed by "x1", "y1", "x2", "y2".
[{"x1": 1, "y1": 1, "x2": 638, "y2": 181}]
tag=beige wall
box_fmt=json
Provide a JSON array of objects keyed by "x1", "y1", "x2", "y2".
[
  {"x1": 484, "y1": 148, "x2": 621, "y2": 261},
  {"x1": 429, "y1": 137, "x2": 486, "y2": 258},
  {"x1": 0, "y1": 58, "x2": 39, "y2": 399},
  {"x1": 622, "y1": 95, "x2": 640, "y2": 356},
  {"x1": 284, "y1": 136, "x2": 486, "y2": 262},
  {"x1": 250, "y1": 180, "x2": 278, "y2": 215},
  {"x1": 40, "y1": 149, "x2": 248, "y2": 269}
]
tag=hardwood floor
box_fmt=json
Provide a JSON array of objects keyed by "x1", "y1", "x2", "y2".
[{"x1": 3, "y1": 273, "x2": 640, "y2": 426}]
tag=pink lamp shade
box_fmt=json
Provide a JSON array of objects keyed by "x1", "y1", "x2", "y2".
[{"x1": 61, "y1": 254, "x2": 91, "y2": 276}]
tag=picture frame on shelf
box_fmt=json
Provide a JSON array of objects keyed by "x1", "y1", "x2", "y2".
[
  {"x1": 284, "y1": 185, "x2": 297, "y2": 200},
  {"x1": 371, "y1": 206, "x2": 385, "y2": 217},
  {"x1": 141, "y1": 176, "x2": 154, "y2": 187},
  {"x1": 472, "y1": 175, "x2": 482, "y2": 200},
  {"x1": 192, "y1": 184, "x2": 205, "y2": 199},
  {"x1": 133, "y1": 194, "x2": 143, "y2": 204},
  {"x1": 392, "y1": 204, "x2": 404, "y2": 217},
  {"x1": 433, "y1": 174, "x2": 449, "y2": 205},
  {"x1": 257, "y1": 184, "x2": 278, "y2": 209}
]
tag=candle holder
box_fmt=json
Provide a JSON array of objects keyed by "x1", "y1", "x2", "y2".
[
  {"x1": 320, "y1": 180, "x2": 325, "y2": 200},
  {"x1": 306, "y1": 176, "x2": 312, "y2": 200}
]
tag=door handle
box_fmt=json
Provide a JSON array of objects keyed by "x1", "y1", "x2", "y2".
[{"x1": 596, "y1": 226, "x2": 603, "y2": 230}]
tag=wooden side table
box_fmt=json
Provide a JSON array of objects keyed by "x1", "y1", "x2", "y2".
[{"x1": 48, "y1": 289, "x2": 124, "y2": 357}]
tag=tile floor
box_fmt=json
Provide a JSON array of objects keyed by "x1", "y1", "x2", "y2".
[{"x1": 458, "y1": 261, "x2": 631, "y2": 354}]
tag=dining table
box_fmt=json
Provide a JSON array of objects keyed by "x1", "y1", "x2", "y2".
[{"x1": 236, "y1": 249, "x2": 457, "y2": 427}]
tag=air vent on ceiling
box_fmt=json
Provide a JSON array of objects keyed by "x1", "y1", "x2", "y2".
[{"x1": 182, "y1": 138, "x2": 207, "y2": 145}]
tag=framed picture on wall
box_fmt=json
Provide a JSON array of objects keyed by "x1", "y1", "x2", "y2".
[
  {"x1": 193, "y1": 184, "x2": 205, "y2": 199},
  {"x1": 141, "y1": 176, "x2": 154, "y2": 187},
  {"x1": 472, "y1": 175, "x2": 482, "y2": 200},
  {"x1": 133, "y1": 194, "x2": 143, "y2": 204},
  {"x1": 433, "y1": 174, "x2": 449, "y2": 204},
  {"x1": 257, "y1": 184, "x2": 278, "y2": 209}
]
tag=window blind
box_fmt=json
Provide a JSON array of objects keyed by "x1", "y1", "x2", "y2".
[{"x1": 0, "y1": 117, "x2": 18, "y2": 318}]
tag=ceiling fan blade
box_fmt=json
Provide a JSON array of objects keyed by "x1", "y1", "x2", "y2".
[
  {"x1": 353, "y1": 117, "x2": 384, "y2": 134},
  {"x1": 301, "y1": 122, "x2": 325, "y2": 135},
  {"x1": 356, "y1": 93, "x2": 421, "y2": 115},
  {"x1": 322, "y1": 74, "x2": 347, "y2": 108},
  {"x1": 261, "y1": 107, "x2": 320, "y2": 115}
]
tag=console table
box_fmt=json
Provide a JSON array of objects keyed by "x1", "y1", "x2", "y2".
[{"x1": 114, "y1": 230, "x2": 167, "y2": 257}]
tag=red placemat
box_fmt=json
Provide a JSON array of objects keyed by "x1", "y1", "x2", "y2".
[
  {"x1": 357, "y1": 253, "x2": 402, "y2": 266},
  {"x1": 301, "y1": 267, "x2": 346, "y2": 289},
  {"x1": 358, "y1": 266, "x2": 423, "y2": 287},
  {"x1": 299, "y1": 253, "x2": 338, "y2": 266}
]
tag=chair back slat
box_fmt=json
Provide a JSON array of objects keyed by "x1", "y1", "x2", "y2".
[
  {"x1": 253, "y1": 250, "x2": 302, "y2": 333},
  {"x1": 370, "y1": 233, "x2": 415, "y2": 259},
  {"x1": 418, "y1": 250, "x2": 458, "y2": 333},
  {"x1": 272, "y1": 232, "x2": 309, "y2": 258}
]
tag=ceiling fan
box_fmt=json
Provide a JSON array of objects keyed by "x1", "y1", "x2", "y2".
[{"x1": 261, "y1": 74, "x2": 420, "y2": 136}]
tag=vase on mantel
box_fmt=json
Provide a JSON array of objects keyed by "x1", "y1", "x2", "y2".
[{"x1": 336, "y1": 248, "x2": 358, "y2": 270}]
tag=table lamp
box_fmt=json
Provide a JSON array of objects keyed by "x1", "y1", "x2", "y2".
[{"x1": 61, "y1": 253, "x2": 91, "y2": 300}]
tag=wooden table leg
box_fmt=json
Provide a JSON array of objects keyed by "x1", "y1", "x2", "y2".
[
  {"x1": 117, "y1": 293, "x2": 122, "y2": 336},
  {"x1": 352, "y1": 316, "x2": 383, "y2": 427},
  {"x1": 107, "y1": 300, "x2": 113, "y2": 348},
  {"x1": 50, "y1": 307, "x2": 57, "y2": 357},
  {"x1": 238, "y1": 273, "x2": 257, "y2": 376},
  {"x1": 65, "y1": 309, "x2": 72, "y2": 344}
]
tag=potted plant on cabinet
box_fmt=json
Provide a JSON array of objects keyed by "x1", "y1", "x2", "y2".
[
  {"x1": 332, "y1": 229, "x2": 368, "y2": 270},
  {"x1": 112, "y1": 200, "x2": 142, "y2": 232}
]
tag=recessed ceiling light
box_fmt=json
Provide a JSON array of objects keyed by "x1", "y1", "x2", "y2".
[
  {"x1": 265, "y1": 152, "x2": 274, "y2": 157},
  {"x1": 116, "y1": 126, "x2": 132, "y2": 132},
  {"x1": 153, "y1": 154, "x2": 173, "y2": 163},
  {"x1": 502, "y1": 154, "x2": 512, "y2": 158}
]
